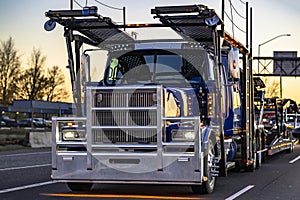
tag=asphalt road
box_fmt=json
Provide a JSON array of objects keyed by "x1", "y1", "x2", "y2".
[{"x1": 0, "y1": 145, "x2": 300, "y2": 200}]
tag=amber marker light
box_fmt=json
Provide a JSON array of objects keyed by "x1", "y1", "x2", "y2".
[{"x1": 233, "y1": 60, "x2": 237, "y2": 69}]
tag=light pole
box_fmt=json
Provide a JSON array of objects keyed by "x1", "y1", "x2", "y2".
[
  {"x1": 258, "y1": 34, "x2": 291, "y2": 72},
  {"x1": 257, "y1": 34, "x2": 291, "y2": 98}
]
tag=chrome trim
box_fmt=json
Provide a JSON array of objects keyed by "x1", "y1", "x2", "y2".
[
  {"x1": 86, "y1": 87, "x2": 93, "y2": 169},
  {"x1": 162, "y1": 142, "x2": 194, "y2": 146},
  {"x1": 52, "y1": 180, "x2": 202, "y2": 185},
  {"x1": 92, "y1": 144, "x2": 157, "y2": 148},
  {"x1": 91, "y1": 107, "x2": 157, "y2": 111},
  {"x1": 91, "y1": 126, "x2": 157, "y2": 129},
  {"x1": 56, "y1": 142, "x2": 87, "y2": 145},
  {"x1": 91, "y1": 152, "x2": 158, "y2": 156},
  {"x1": 52, "y1": 117, "x2": 87, "y2": 121}
]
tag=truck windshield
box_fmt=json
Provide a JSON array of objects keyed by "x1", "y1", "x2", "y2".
[{"x1": 104, "y1": 49, "x2": 210, "y2": 86}]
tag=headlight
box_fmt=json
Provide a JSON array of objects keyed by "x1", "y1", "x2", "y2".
[
  {"x1": 184, "y1": 131, "x2": 195, "y2": 140},
  {"x1": 62, "y1": 129, "x2": 86, "y2": 141},
  {"x1": 172, "y1": 130, "x2": 195, "y2": 141}
]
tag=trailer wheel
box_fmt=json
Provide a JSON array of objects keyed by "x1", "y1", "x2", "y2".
[
  {"x1": 192, "y1": 135, "x2": 217, "y2": 194},
  {"x1": 254, "y1": 136, "x2": 262, "y2": 169},
  {"x1": 67, "y1": 182, "x2": 93, "y2": 192},
  {"x1": 245, "y1": 162, "x2": 255, "y2": 172},
  {"x1": 255, "y1": 151, "x2": 261, "y2": 169}
]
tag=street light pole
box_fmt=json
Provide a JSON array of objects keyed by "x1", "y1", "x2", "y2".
[
  {"x1": 257, "y1": 33, "x2": 291, "y2": 99},
  {"x1": 257, "y1": 33, "x2": 291, "y2": 73}
]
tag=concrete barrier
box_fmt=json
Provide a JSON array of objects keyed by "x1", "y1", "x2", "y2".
[
  {"x1": 0, "y1": 131, "x2": 29, "y2": 145},
  {"x1": 29, "y1": 132, "x2": 52, "y2": 148}
]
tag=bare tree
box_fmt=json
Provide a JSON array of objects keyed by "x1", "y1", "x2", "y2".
[
  {"x1": 262, "y1": 77, "x2": 280, "y2": 98},
  {"x1": 0, "y1": 37, "x2": 21, "y2": 105},
  {"x1": 44, "y1": 66, "x2": 68, "y2": 102},
  {"x1": 17, "y1": 48, "x2": 48, "y2": 100}
]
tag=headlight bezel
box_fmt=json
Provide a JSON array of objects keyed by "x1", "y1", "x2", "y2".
[
  {"x1": 62, "y1": 129, "x2": 86, "y2": 141},
  {"x1": 171, "y1": 129, "x2": 196, "y2": 142}
]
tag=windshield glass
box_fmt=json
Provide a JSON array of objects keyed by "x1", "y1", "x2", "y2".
[{"x1": 104, "y1": 49, "x2": 210, "y2": 86}]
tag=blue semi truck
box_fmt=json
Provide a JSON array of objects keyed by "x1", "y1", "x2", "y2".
[{"x1": 45, "y1": 3, "x2": 295, "y2": 194}]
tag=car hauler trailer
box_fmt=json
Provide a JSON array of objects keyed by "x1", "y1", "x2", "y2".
[
  {"x1": 253, "y1": 78, "x2": 296, "y2": 161},
  {"x1": 45, "y1": 4, "x2": 270, "y2": 194}
]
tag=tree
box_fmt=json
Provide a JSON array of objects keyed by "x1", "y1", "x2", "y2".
[
  {"x1": 0, "y1": 37, "x2": 21, "y2": 105},
  {"x1": 17, "y1": 48, "x2": 48, "y2": 100},
  {"x1": 44, "y1": 66, "x2": 68, "y2": 102},
  {"x1": 262, "y1": 77, "x2": 280, "y2": 98}
]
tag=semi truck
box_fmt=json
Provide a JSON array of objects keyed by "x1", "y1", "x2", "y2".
[{"x1": 44, "y1": 3, "x2": 295, "y2": 194}]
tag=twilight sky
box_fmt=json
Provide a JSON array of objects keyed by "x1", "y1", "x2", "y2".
[{"x1": 0, "y1": 0, "x2": 300, "y2": 101}]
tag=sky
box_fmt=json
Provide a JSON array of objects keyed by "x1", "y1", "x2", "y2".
[{"x1": 0, "y1": 0, "x2": 300, "y2": 101}]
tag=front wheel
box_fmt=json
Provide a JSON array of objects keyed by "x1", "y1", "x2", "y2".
[
  {"x1": 192, "y1": 135, "x2": 217, "y2": 194},
  {"x1": 67, "y1": 182, "x2": 93, "y2": 192}
]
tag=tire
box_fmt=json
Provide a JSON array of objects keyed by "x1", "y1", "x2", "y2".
[
  {"x1": 192, "y1": 135, "x2": 217, "y2": 194},
  {"x1": 261, "y1": 134, "x2": 267, "y2": 162},
  {"x1": 234, "y1": 161, "x2": 241, "y2": 172},
  {"x1": 255, "y1": 135, "x2": 262, "y2": 169},
  {"x1": 255, "y1": 151, "x2": 262, "y2": 169},
  {"x1": 245, "y1": 162, "x2": 255, "y2": 172},
  {"x1": 67, "y1": 182, "x2": 93, "y2": 192},
  {"x1": 261, "y1": 151, "x2": 267, "y2": 162}
]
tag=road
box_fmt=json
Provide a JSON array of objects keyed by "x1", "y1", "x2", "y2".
[{"x1": 0, "y1": 145, "x2": 300, "y2": 200}]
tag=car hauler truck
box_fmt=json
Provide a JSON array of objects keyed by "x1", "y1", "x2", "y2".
[{"x1": 44, "y1": 4, "x2": 293, "y2": 194}]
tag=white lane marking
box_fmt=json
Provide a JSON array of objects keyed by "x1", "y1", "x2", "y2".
[
  {"x1": 225, "y1": 185, "x2": 255, "y2": 200},
  {"x1": 0, "y1": 164, "x2": 51, "y2": 171},
  {"x1": 0, "y1": 181, "x2": 53, "y2": 194},
  {"x1": 289, "y1": 155, "x2": 300, "y2": 164},
  {"x1": 0, "y1": 151, "x2": 50, "y2": 158}
]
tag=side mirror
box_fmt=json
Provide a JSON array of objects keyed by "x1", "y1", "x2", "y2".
[
  {"x1": 44, "y1": 20, "x2": 56, "y2": 31},
  {"x1": 292, "y1": 127, "x2": 300, "y2": 138},
  {"x1": 80, "y1": 54, "x2": 91, "y2": 86}
]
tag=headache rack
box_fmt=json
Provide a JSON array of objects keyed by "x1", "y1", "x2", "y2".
[
  {"x1": 45, "y1": 7, "x2": 134, "y2": 46},
  {"x1": 45, "y1": 4, "x2": 223, "y2": 47}
]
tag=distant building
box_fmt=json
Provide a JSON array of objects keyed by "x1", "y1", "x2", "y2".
[{"x1": 0, "y1": 100, "x2": 74, "y2": 119}]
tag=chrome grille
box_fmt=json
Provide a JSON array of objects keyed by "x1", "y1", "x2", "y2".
[
  {"x1": 89, "y1": 87, "x2": 160, "y2": 144},
  {"x1": 93, "y1": 110, "x2": 157, "y2": 126},
  {"x1": 95, "y1": 89, "x2": 156, "y2": 108},
  {"x1": 93, "y1": 129, "x2": 157, "y2": 143}
]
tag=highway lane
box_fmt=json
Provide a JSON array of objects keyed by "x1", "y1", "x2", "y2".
[
  {"x1": 0, "y1": 148, "x2": 51, "y2": 193},
  {"x1": 1, "y1": 145, "x2": 300, "y2": 199},
  {"x1": 211, "y1": 145, "x2": 300, "y2": 200}
]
